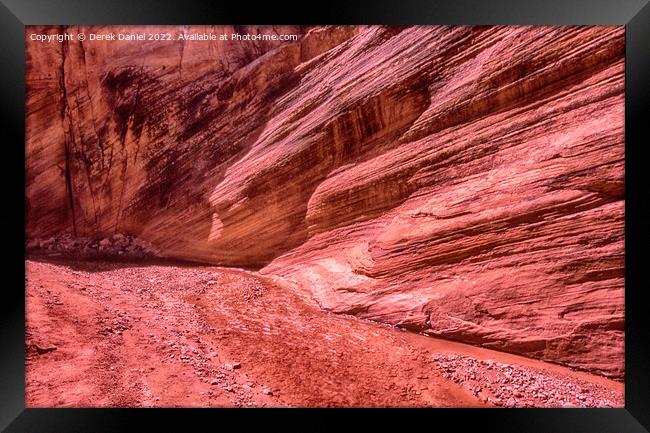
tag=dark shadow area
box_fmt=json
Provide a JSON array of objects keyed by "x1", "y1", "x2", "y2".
[{"x1": 24, "y1": 253, "x2": 259, "y2": 273}]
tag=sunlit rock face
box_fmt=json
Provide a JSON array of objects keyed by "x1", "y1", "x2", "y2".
[{"x1": 26, "y1": 25, "x2": 625, "y2": 378}]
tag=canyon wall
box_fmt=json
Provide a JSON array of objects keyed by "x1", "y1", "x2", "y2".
[{"x1": 26, "y1": 25, "x2": 625, "y2": 378}]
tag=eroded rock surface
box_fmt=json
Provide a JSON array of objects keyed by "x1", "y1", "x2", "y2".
[{"x1": 26, "y1": 25, "x2": 624, "y2": 378}]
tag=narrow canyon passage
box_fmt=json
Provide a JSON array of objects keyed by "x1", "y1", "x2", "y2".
[
  {"x1": 26, "y1": 26, "x2": 625, "y2": 394},
  {"x1": 25, "y1": 259, "x2": 622, "y2": 408}
]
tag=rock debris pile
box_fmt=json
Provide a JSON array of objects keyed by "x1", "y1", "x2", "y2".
[
  {"x1": 26, "y1": 232, "x2": 159, "y2": 259},
  {"x1": 432, "y1": 354, "x2": 622, "y2": 408}
]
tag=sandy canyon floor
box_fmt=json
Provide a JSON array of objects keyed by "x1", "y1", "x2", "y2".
[{"x1": 25, "y1": 259, "x2": 623, "y2": 408}]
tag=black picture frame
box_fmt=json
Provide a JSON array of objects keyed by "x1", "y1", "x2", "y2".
[{"x1": 2, "y1": 0, "x2": 648, "y2": 431}]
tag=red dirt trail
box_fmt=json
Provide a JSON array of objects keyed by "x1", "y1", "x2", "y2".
[{"x1": 25, "y1": 259, "x2": 623, "y2": 408}]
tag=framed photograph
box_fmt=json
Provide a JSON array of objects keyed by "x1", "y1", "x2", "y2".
[{"x1": 2, "y1": 0, "x2": 648, "y2": 431}]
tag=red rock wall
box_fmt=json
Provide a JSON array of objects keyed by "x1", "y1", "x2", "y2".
[{"x1": 26, "y1": 25, "x2": 624, "y2": 378}]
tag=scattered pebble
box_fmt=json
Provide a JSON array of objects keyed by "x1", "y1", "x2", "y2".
[{"x1": 431, "y1": 353, "x2": 622, "y2": 408}]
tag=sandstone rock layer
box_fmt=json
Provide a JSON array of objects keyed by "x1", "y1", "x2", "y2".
[{"x1": 26, "y1": 25, "x2": 625, "y2": 378}]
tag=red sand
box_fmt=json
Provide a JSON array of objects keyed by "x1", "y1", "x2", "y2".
[{"x1": 25, "y1": 259, "x2": 623, "y2": 408}]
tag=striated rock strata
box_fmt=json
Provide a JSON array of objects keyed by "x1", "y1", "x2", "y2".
[{"x1": 26, "y1": 25, "x2": 625, "y2": 378}]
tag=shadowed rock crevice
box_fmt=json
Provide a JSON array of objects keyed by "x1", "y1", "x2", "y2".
[{"x1": 59, "y1": 40, "x2": 77, "y2": 236}]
